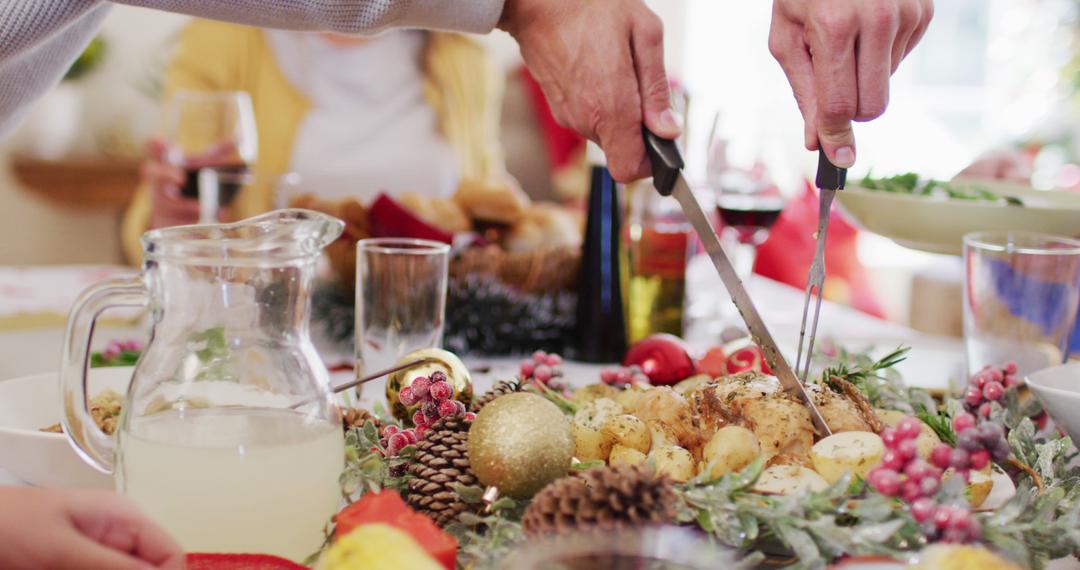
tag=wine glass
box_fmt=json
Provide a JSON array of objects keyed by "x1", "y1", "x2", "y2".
[
  {"x1": 161, "y1": 90, "x2": 258, "y2": 223},
  {"x1": 706, "y1": 112, "x2": 784, "y2": 279}
]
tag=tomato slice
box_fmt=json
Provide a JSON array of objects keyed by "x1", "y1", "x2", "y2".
[
  {"x1": 184, "y1": 553, "x2": 307, "y2": 570},
  {"x1": 334, "y1": 490, "x2": 458, "y2": 570}
]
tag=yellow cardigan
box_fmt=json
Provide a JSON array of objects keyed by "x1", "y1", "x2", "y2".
[{"x1": 122, "y1": 20, "x2": 506, "y2": 263}]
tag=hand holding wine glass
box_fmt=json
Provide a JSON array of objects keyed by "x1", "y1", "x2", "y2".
[{"x1": 158, "y1": 90, "x2": 258, "y2": 224}]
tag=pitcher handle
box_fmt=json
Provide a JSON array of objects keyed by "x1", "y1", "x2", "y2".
[{"x1": 60, "y1": 276, "x2": 149, "y2": 474}]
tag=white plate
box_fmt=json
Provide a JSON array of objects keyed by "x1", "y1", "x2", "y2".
[
  {"x1": 1026, "y1": 362, "x2": 1080, "y2": 445},
  {"x1": 0, "y1": 367, "x2": 132, "y2": 488},
  {"x1": 837, "y1": 181, "x2": 1080, "y2": 255}
]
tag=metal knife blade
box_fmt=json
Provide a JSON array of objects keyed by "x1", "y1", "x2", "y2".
[{"x1": 643, "y1": 129, "x2": 832, "y2": 436}]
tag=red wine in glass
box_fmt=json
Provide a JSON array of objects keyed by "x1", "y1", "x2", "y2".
[
  {"x1": 716, "y1": 195, "x2": 785, "y2": 245},
  {"x1": 179, "y1": 163, "x2": 252, "y2": 206}
]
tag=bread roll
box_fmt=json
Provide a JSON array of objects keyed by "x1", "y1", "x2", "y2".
[
  {"x1": 397, "y1": 192, "x2": 472, "y2": 234},
  {"x1": 504, "y1": 203, "x2": 583, "y2": 252},
  {"x1": 453, "y1": 177, "x2": 530, "y2": 225}
]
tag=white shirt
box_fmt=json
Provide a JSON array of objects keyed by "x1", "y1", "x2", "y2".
[{"x1": 264, "y1": 31, "x2": 459, "y2": 202}]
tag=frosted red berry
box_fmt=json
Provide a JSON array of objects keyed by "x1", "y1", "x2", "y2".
[
  {"x1": 881, "y1": 427, "x2": 899, "y2": 448},
  {"x1": 977, "y1": 402, "x2": 992, "y2": 418},
  {"x1": 520, "y1": 360, "x2": 536, "y2": 378},
  {"x1": 387, "y1": 432, "x2": 409, "y2": 455},
  {"x1": 969, "y1": 449, "x2": 990, "y2": 470},
  {"x1": 897, "y1": 417, "x2": 923, "y2": 441},
  {"x1": 534, "y1": 365, "x2": 554, "y2": 383},
  {"x1": 1003, "y1": 361, "x2": 1017, "y2": 374},
  {"x1": 464, "y1": 412, "x2": 476, "y2": 421},
  {"x1": 437, "y1": 399, "x2": 458, "y2": 418},
  {"x1": 429, "y1": 380, "x2": 452, "y2": 402},
  {"x1": 430, "y1": 371, "x2": 447, "y2": 384},
  {"x1": 383, "y1": 425, "x2": 400, "y2": 437},
  {"x1": 412, "y1": 410, "x2": 427, "y2": 427},
  {"x1": 880, "y1": 449, "x2": 905, "y2": 471},
  {"x1": 545, "y1": 353, "x2": 562, "y2": 366},
  {"x1": 532, "y1": 350, "x2": 547, "y2": 361},
  {"x1": 868, "y1": 468, "x2": 901, "y2": 497},
  {"x1": 399, "y1": 386, "x2": 416, "y2": 407},
  {"x1": 411, "y1": 376, "x2": 431, "y2": 399}
]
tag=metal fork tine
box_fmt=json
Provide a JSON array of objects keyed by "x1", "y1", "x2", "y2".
[
  {"x1": 794, "y1": 283, "x2": 815, "y2": 376},
  {"x1": 801, "y1": 283, "x2": 827, "y2": 382}
]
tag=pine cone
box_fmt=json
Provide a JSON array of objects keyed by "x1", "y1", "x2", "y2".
[
  {"x1": 341, "y1": 407, "x2": 380, "y2": 432},
  {"x1": 406, "y1": 416, "x2": 479, "y2": 527},
  {"x1": 522, "y1": 465, "x2": 678, "y2": 537},
  {"x1": 471, "y1": 378, "x2": 522, "y2": 413}
]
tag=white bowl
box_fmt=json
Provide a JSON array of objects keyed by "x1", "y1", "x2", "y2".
[
  {"x1": 0, "y1": 367, "x2": 132, "y2": 488},
  {"x1": 1026, "y1": 362, "x2": 1080, "y2": 443},
  {"x1": 837, "y1": 181, "x2": 1080, "y2": 255}
]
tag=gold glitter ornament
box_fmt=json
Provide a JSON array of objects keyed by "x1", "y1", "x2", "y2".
[
  {"x1": 386, "y1": 348, "x2": 473, "y2": 424},
  {"x1": 467, "y1": 392, "x2": 574, "y2": 499}
]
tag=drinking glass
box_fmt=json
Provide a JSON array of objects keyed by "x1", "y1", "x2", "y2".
[
  {"x1": 963, "y1": 232, "x2": 1080, "y2": 376},
  {"x1": 355, "y1": 239, "x2": 450, "y2": 384},
  {"x1": 161, "y1": 90, "x2": 258, "y2": 223}
]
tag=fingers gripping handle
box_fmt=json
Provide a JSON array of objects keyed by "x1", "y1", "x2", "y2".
[
  {"x1": 59, "y1": 276, "x2": 149, "y2": 474},
  {"x1": 815, "y1": 149, "x2": 847, "y2": 191},
  {"x1": 643, "y1": 127, "x2": 685, "y2": 196}
]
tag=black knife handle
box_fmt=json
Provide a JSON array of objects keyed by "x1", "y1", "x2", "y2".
[
  {"x1": 643, "y1": 127, "x2": 684, "y2": 196},
  {"x1": 815, "y1": 149, "x2": 847, "y2": 191}
]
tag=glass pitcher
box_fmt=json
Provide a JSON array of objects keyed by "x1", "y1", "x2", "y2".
[{"x1": 60, "y1": 209, "x2": 345, "y2": 562}]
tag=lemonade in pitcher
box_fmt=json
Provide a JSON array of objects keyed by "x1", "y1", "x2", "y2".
[{"x1": 61, "y1": 210, "x2": 347, "y2": 562}]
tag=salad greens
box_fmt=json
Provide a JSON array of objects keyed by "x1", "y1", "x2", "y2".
[{"x1": 860, "y1": 173, "x2": 1024, "y2": 206}]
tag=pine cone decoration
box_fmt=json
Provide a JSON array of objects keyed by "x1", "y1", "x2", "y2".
[
  {"x1": 522, "y1": 465, "x2": 678, "y2": 537},
  {"x1": 406, "y1": 416, "x2": 479, "y2": 527},
  {"x1": 340, "y1": 407, "x2": 380, "y2": 432},
  {"x1": 471, "y1": 378, "x2": 522, "y2": 412}
]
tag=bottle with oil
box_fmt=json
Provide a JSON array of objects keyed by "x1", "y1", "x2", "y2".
[{"x1": 625, "y1": 180, "x2": 691, "y2": 344}]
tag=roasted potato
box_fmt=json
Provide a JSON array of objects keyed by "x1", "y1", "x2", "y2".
[
  {"x1": 614, "y1": 384, "x2": 650, "y2": 413},
  {"x1": 573, "y1": 397, "x2": 623, "y2": 430},
  {"x1": 573, "y1": 423, "x2": 613, "y2": 462},
  {"x1": 649, "y1": 445, "x2": 695, "y2": 483},
  {"x1": 702, "y1": 426, "x2": 761, "y2": 478},
  {"x1": 629, "y1": 387, "x2": 710, "y2": 460},
  {"x1": 810, "y1": 431, "x2": 885, "y2": 484},
  {"x1": 571, "y1": 384, "x2": 621, "y2": 405},
  {"x1": 609, "y1": 444, "x2": 648, "y2": 467},
  {"x1": 601, "y1": 414, "x2": 651, "y2": 454},
  {"x1": 674, "y1": 374, "x2": 713, "y2": 397},
  {"x1": 876, "y1": 409, "x2": 941, "y2": 460},
  {"x1": 752, "y1": 465, "x2": 829, "y2": 495}
]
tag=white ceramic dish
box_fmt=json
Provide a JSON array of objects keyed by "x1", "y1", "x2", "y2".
[
  {"x1": 1026, "y1": 362, "x2": 1080, "y2": 444},
  {"x1": 837, "y1": 181, "x2": 1080, "y2": 255},
  {"x1": 0, "y1": 367, "x2": 132, "y2": 488}
]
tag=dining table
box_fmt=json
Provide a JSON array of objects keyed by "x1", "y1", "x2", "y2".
[{"x1": 2, "y1": 263, "x2": 1076, "y2": 569}]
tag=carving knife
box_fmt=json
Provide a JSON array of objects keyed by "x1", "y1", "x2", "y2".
[{"x1": 642, "y1": 128, "x2": 832, "y2": 436}]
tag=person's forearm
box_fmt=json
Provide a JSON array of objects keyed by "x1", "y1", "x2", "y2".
[
  {"x1": 116, "y1": 0, "x2": 505, "y2": 35},
  {"x1": 0, "y1": 0, "x2": 505, "y2": 138}
]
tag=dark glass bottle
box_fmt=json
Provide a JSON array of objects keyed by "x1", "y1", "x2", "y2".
[{"x1": 575, "y1": 144, "x2": 628, "y2": 362}]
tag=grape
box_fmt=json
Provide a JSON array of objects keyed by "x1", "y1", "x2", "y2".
[
  {"x1": 964, "y1": 386, "x2": 983, "y2": 407},
  {"x1": 952, "y1": 412, "x2": 976, "y2": 434},
  {"x1": 904, "y1": 459, "x2": 931, "y2": 481},
  {"x1": 901, "y1": 480, "x2": 922, "y2": 503},
  {"x1": 983, "y1": 381, "x2": 1004, "y2": 402},
  {"x1": 956, "y1": 432, "x2": 980, "y2": 452},
  {"x1": 930, "y1": 445, "x2": 952, "y2": 469},
  {"x1": 992, "y1": 440, "x2": 1011, "y2": 462},
  {"x1": 534, "y1": 364, "x2": 554, "y2": 383},
  {"x1": 949, "y1": 449, "x2": 971, "y2": 469},
  {"x1": 977, "y1": 422, "x2": 1003, "y2": 443},
  {"x1": 911, "y1": 498, "x2": 937, "y2": 522},
  {"x1": 897, "y1": 417, "x2": 923, "y2": 440},
  {"x1": 880, "y1": 449, "x2": 905, "y2": 471},
  {"x1": 897, "y1": 439, "x2": 919, "y2": 461},
  {"x1": 868, "y1": 468, "x2": 901, "y2": 497},
  {"x1": 919, "y1": 476, "x2": 940, "y2": 497},
  {"x1": 970, "y1": 450, "x2": 990, "y2": 470},
  {"x1": 881, "y1": 427, "x2": 900, "y2": 449}
]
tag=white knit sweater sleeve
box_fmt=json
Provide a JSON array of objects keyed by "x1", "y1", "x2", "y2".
[{"x1": 0, "y1": 0, "x2": 505, "y2": 137}]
